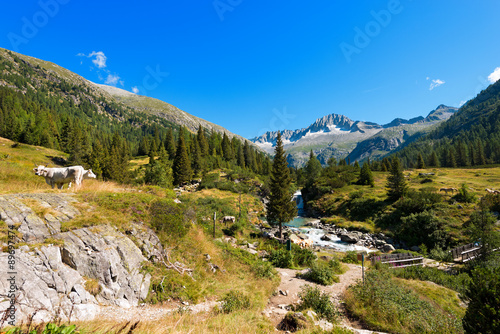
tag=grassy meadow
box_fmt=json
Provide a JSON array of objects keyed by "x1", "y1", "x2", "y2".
[{"x1": 1, "y1": 136, "x2": 494, "y2": 333}]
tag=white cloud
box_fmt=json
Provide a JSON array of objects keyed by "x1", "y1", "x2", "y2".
[
  {"x1": 459, "y1": 100, "x2": 467, "y2": 107},
  {"x1": 429, "y1": 79, "x2": 445, "y2": 90},
  {"x1": 132, "y1": 86, "x2": 139, "y2": 94},
  {"x1": 105, "y1": 74, "x2": 120, "y2": 86},
  {"x1": 488, "y1": 67, "x2": 500, "y2": 83},
  {"x1": 78, "y1": 51, "x2": 107, "y2": 69}
]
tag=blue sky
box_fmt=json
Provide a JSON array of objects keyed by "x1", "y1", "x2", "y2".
[{"x1": 1, "y1": 1, "x2": 500, "y2": 139}]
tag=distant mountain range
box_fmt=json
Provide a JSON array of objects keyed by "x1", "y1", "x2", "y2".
[{"x1": 251, "y1": 105, "x2": 457, "y2": 166}]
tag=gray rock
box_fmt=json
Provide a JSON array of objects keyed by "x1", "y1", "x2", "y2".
[
  {"x1": 410, "y1": 245, "x2": 420, "y2": 252},
  {"x1": 339, "y1": 231, "x2": 362, "y2": 244},
  {"x1": 382, "y1": 244, "x2": 395, "y2": 252}
]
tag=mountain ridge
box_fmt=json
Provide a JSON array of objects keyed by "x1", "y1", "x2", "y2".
[{"x1": 251, "y1": 105, "x2": 458, "y2": 166}]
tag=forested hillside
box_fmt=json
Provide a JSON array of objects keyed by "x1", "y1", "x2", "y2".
[
  {"x1": 0, "y1": 49, "x2": 270, "y2": 184},
  {"x1": 395, "y1": 80, "x2": 500, "y2": 168}
]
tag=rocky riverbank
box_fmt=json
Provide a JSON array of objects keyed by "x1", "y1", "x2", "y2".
[{"x1": 257, "y1": 219, "x2": 405, "y2": 253}]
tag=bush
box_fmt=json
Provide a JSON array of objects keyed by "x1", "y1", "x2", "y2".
[
  {"x1": 395, "y1": 189, "x2": 442, "y2": 215},
  {"x1": 149, "y1": 198, "x2": 191, "y2": 238},
  {"x1": 297, "y1": 285, "x2": 338, "y2": 322},
  {"x1": 392, "y1": 265, "x2": 471, "y2": 295},
  {"x1": 345, "y1": 269, "x2": 464, "y2": 333},
  {"x1": 219, "y1": 290, "x2": 251, "y2": 313},
  {"x1": 453, "y1": 184, "x2": 477, "y2": 203},
  {"x1": 341, "y1": 251, "x2": 359, "y2": 264},
  {"x1": 291, "y1": 243, "x2": 316, "y2": 267},
  {"x1": 300, "y1": 262, "x2": 340, "y2": 285},
  {"x1": 268, "y1": 247, "x2": 294, "y2": 268}
]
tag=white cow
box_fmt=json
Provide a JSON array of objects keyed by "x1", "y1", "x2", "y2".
[
  {"x1": 70, "y1": 169, "x2": 97, "y2": 188},
  {"x1": 33, "y1": 165, "x2": 84, "y2": 189}
]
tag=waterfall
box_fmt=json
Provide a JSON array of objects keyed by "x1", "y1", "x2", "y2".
[{"x1": 293, "y1": 190, "x2": 305, "y2": 216}]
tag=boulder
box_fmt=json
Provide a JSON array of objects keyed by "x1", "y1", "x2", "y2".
[
  {"x1": 339, "y1": 231, "x2": 362, "y2": 244},
  {"x1": 382, "y1": 244, "x2": 395, "y2": 252}
]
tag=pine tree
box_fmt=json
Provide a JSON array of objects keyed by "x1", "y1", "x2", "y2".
[
  {"x1": 221, "y1": 133, "x2": 233, "y2": 161},
  {"x1": 191, "y1": 138, "x2": 203, "y2": 176},
  {"x1": 386, "y1": 157, "x2": 408, "y2": 200},
  {"x1": 266, "y1": 132, "x2": 297, "y2": 239},
  {"x1": 462, "y1": 266, "x2": 500, "y2": 334},
  {"x1": 429, "y1": 151, "x2": 440, "y2": 167},
  {"x1": 197, "y1": 125, "x2": 209, "y2": 157},
  {"x1": 358, "y1": 162, "x2": 374, "y2": 187},
  {"x1": 165, "y1": 128, "x2": 176, "y2": 160},
  {"x1": 304, "y1": 150, "x2": 322, "y2": 185},
  {"x1": 173, "y1": 127, "x2": 192, "y2": 185},
  {"x1": 417, "y1": 153, "x2": 426, "y2": 169}
]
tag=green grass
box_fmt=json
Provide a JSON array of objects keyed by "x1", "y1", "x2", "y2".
[{"x1": 344, "y1": 268, "x2": 465, "y2": 334}]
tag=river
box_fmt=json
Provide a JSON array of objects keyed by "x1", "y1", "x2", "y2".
[{"x1": 288, "y1": 191, "x2": 372, "y2": 252}]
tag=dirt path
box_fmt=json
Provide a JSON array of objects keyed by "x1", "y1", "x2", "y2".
[{"x1": 263, "y1": 263, "x2": 384, "y2": 333}]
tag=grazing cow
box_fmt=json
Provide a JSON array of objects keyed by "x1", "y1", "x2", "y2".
[
  {"x1": 33, "y1": 165, "x2": 84, "y2": 189},
  {"x1": 222, "y1": 216, "x2": 236, "y2": 224},
  {"x1": 440, "y1": 187, "x2": 458, "y2": 195},
  {"x1": 485, "y1": 188, "x2": 500, "y2": 194},
  {"x1": 69, "y1": 169, "x2": 97, "y2": 188}
]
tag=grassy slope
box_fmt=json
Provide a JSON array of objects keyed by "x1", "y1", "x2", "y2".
[
  {"x1": 317, "y1": 166, "x2": 500, "y2": 242},
  {"x1": 0, "y1": 137, "x2": 280, "y2": 333},
  {"x1": 0, "y1": 137, "x2": 479, "y2": 333}
]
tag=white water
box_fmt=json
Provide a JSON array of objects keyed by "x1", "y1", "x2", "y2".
[{"x1": 285, "y1": 216, "x2": 373, "y2": 252}]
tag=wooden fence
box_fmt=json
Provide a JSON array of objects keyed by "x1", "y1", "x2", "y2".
[
  {"x1": 450, "y1": 243, "x2": 481, "y2": 263},
  {"x1": 371, "y1": 253, "x2": 423, "y2": 268}
]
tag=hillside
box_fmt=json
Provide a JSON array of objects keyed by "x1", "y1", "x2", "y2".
[
  {"x1": 251, "y1": 106, "x2": 456, "y2": 167},
  {"x1": 1, "y1": 138, "x2": 485, "y2": 333},
  {"x1": 395, "y1": 80, "x2": 500, "y2": 168},
  {"x1": 0, "y1": 47, "x2": 244, "y2": 139}
]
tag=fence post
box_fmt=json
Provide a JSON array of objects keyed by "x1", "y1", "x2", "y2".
[{"x1": 213, "y1": 212, "x2": 216, "y2": 238}]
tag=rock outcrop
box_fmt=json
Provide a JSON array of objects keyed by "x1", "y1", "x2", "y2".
[{"x1": 0, "y1": 194, "x2": 153, "y2": 324}]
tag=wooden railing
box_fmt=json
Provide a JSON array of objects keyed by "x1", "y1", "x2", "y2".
[
  {"x1": 371, "y1": 253, "x2": 423, "y2": 268},
  {"x1": 450, "y1": 243, "x2": 482, "y2": 263}
]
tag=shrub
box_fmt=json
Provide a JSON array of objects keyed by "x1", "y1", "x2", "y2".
[
  {"x1": 219, "y1": 290, "x2": 251, "y2": 313},
  {"x1": 297, "y1": 285, "x2": 338, "y2": 322},
  {"x1": 392, "y1": 265, "x2": 471, "y2": 295},
  {"x1": 453, "y1": 184, "x2": 477, "y2": 203},
  {"x1": 299, "y1": 262, "x2": 340, "y2": 285},
  {"x1": 149, "y1": 198, "x2": 191, "y2": 238},
  {"x1": 345, "y1": 268, "x2": 464, "y2": 333},
  {"x1": 268, "y1": 247, "x2": 294, "y2": 268},
  {"x1": 291, "y1": 243, "x2": 316, "y2": 267},
  {"x1": 462, "y1": 266, "x2": 500, "y2": 334},
  {"x1": 395, "y1": 189, "x2": 442, "y2": 215},
  {"x1": 341, "y1": 251, "x2": 359, "y2": 264},
  {"x1": 398, "y1": 210, "x2": 449, "y2": 251}
]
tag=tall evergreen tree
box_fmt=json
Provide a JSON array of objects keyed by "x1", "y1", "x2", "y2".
[
  {"x1": 173, "y1": 127, "x2": 192, "y2": 185},
  {"x1": 462, "y1": 266, "x2": 500, "y2": 334},
  {"x1": 165, "y1": 128, "x2": 176, "y2": 160},
  {"x1": 417, "y1": 153, "x2": 426, "y2": 169},
  {"x1": 386, "y1": 157, "x2": 408, "y2": 200},
  {"x1": 266, "y1": 132, "x2": 297, "y2": 239},
  {"x1": 304, "y1": 150, "x2": 322, "y2": 185},
  {"x1": 429, "y1": 151, "x2": 440, "y2": 167},
  {"x1": 358, "y1": 162, "x2": 374, "y2": 187},
  {"x1": 197, "y1": 125, "x2": 209, "y2": 157}
]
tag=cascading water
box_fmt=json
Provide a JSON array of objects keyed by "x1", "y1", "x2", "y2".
[{"x1": 286, "y1": 190, "x2": 372, "y2": 252}]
